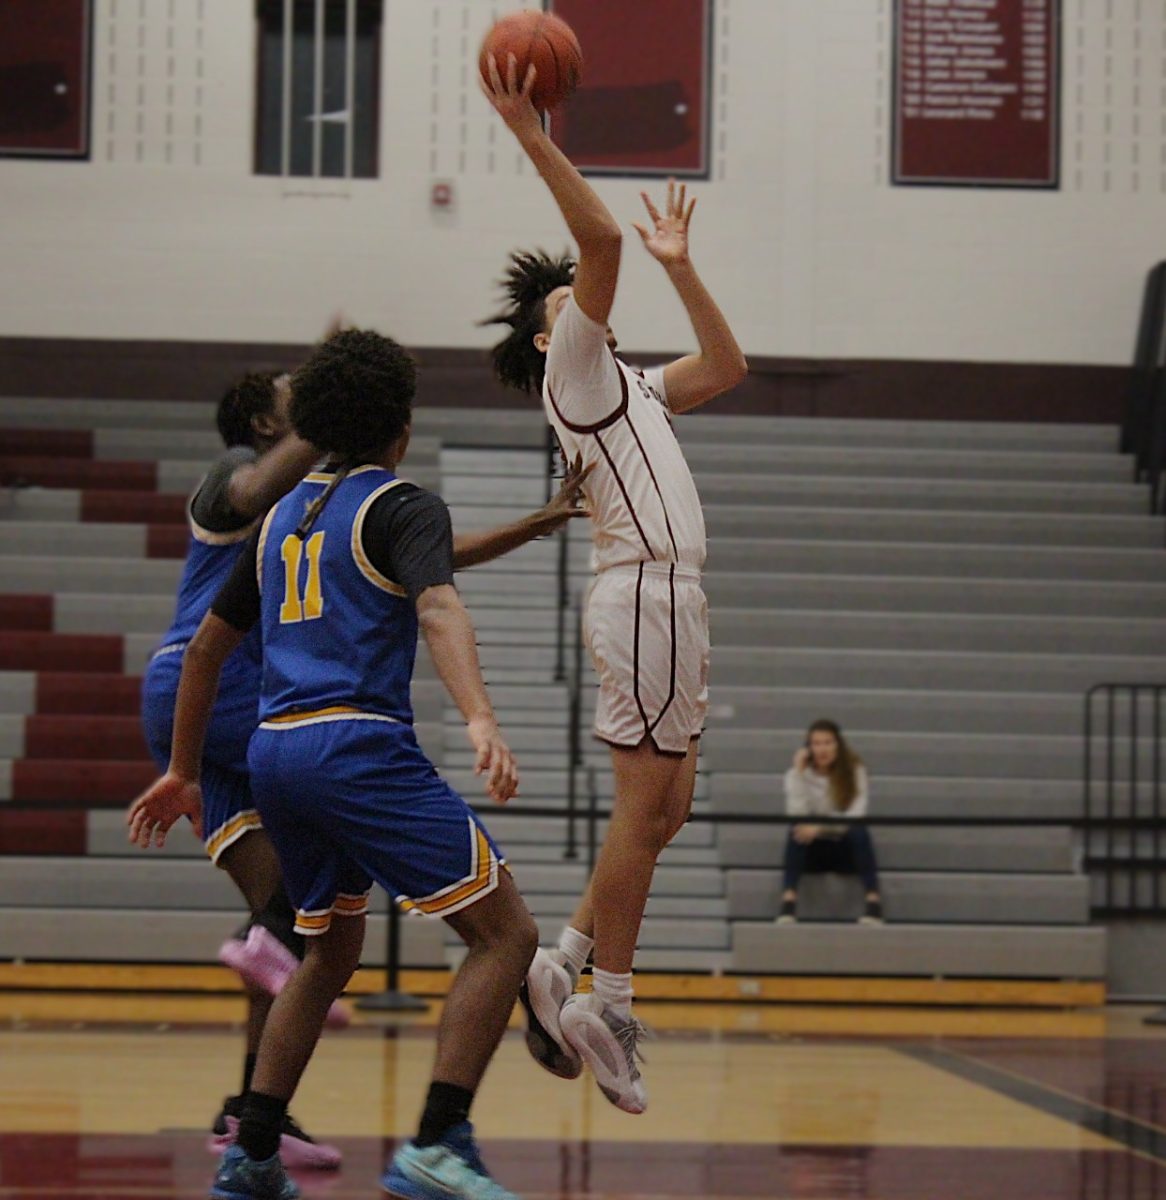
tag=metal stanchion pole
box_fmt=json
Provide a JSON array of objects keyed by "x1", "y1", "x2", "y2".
[{"x1": 355, "y1": 900, "x2": 428, "y2": 1013}]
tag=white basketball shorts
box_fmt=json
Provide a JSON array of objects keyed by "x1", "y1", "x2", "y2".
[{"x1": 583, "y1": 562, "x2": 710, "y2": 757}]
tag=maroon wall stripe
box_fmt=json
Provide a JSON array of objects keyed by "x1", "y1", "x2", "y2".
[
  {"x1": 0, "y1": 809, "x2": 87, "y2": 856},
  {"x1": 12, "y1": 760, "x2": 156, "y2": 805},
  {"x1": 146, "y1": 524, "x2": 189, "y2": 559},
  {"x1": 0, "y1": 456, "x2": 157, "y2": 492},
  {"x1": 0, "y1": 632, "x2": 123, "y2": 673},
  {"x1": 36, "y1": 671, "x2": 143, "y2": 715},
  {"x1": 82, "y1": 490, "x2": 187, "y2": 525},
  {"x1": 0, "y1": 429, "x2": 93, "y2": 457},
  {"x1": 0, "y1": 336, "x2": 1129, "y2": 423},
  {"x1": 24, "y1": 715, "x2": 150, "y2": 762},
  {"x1": 0, "y1": 594, "x2": 54, "y2": 632}
]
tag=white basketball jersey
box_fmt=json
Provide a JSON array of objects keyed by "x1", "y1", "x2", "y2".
[{"x1": 541, "y1": 297, "x2": 706, "y2": 573}]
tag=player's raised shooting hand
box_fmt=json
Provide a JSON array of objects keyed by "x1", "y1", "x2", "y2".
[
  {"x1": 468, "y1": 715, "x2": 519, "y2": 804},
  {"x1": 538, "y1": 456, "x2": 594, "y2": 533},
  {"x1": 632, "y1": 179, "x2": 696, "y2": 268},
  {"x1": 127, "y1": 771, "x2": 203, "y2": 849},
  {"x1": 480, "y1": 53, "x2": 543, "y2": 140}
]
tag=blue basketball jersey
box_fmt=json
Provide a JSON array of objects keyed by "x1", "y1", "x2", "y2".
[
  {"x1": 256, "y1": 466, "x2": 418, "y2": 725},
  {"x1": 158, "y1": 511, "x2": 263, "y2": 664}
]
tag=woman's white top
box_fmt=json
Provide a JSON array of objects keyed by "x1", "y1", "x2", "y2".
[{"x1": 783, "y1": 766, "x2": 869, "y2": 820}]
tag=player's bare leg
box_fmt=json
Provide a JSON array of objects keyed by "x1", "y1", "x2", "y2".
[
  {"x1": 383, "y1": 873, "x2": 537, "y2": 1200},
  {"x1": 211, "y1": 914, "x2": 363, "y2": 1197},
  {"x1": 215, "y1": 835, "x2": 344, "y2": 1171},
  {"x1": 435, "y1": 872, "x2": 539, "y2": 1089},
  {"x1": 565, "y1": 735, "x2": 699, "y2": 940},
  {"x1": 249, "y1": 912, "x2": 365, "y2": 1101},
  {"x1": 553, "y1": 739, "x2": 689, "y2": 1114},
  {"x1": 218, "y1": 835, "x2": 281, "y2": 1090}
]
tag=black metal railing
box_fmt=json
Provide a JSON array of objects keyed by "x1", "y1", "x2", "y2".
[
  {"x1": 1084, "y1": 684, "x2": 1166, "y2": 916},
  {"x1": 1123, "y1": 261, "x2": 1166, "y2": 517}
]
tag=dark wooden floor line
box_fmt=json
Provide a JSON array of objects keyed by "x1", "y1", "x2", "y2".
[{"x1": 900, "y1": 1043, "x2": 1166, "y2": 1162}]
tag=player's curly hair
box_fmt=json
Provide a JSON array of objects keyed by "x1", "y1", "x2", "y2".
[
  {"x1": 216, "y1": 372, "x2": 279, "y2": 449},
  {"x1": 290, "y1": 329, "x2": 417, "y2": 537},
  {"x1": 291, "y1": 328, "x2": 416, "y2": 459},
  {"x1": 482, "y1": 250, "x2": 576, "y2": 393}
]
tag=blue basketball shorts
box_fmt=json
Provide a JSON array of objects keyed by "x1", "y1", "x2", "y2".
[
  {"x1": 246, "y1": 709, "x2": 506, "y2": 937},
  {"x1": 141, "y1": 646, "x2": 264, "y2": 864}
]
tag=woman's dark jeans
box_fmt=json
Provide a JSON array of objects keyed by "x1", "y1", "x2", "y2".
[{"x1": 782, "y1": 823, "x2": 880, "y2": 893}]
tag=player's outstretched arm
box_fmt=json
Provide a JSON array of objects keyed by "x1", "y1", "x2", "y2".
[
  {"x1": 416, "y1": 585, "x2": 519, "y2": 803},
  {"x1": 452, "y1": 458, "x2": 593, "y2": 569},
  {"x1": 481, "y1": 54, "x2": 621, "y2": 325},
  {"x1": 633, "y1": 180, "x2": 748, "y2": 414},
  {"x1": 226, "y1": 433, "x2": 321, "y2": 521},
  {"x1": 126, "y1": 612, "x2": 244, "y2": 849}
]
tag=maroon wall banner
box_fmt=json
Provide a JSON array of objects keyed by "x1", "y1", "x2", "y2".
[
  {"x1": 548, "y1": 0, "x2": 712, "y2": 178},
  {"x1": 0, "y1": 0, "x2": 92, "y2": 158},
  {"x1": 893, "y1": 0, "x2": 1059, "y2": 188}
]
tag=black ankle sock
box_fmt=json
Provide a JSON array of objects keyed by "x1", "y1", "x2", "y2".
[
  {"x1": 256, "y1": 888, "x2": 305, "y2": 961},
  {"x1": 241, "y1": 1053, "x2": 258, "y2": 1095},
  {"x1": 237, "y1": 1090, "x2": 288, "y2": 1162},
  {"x1": 415, "y1": 1082, "x2": 474, "y2": 1147}
]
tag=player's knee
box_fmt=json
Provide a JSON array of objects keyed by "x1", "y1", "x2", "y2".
[
  {"x1": 512, "y1": 909, "x2": 539, "y2": 970},
  {"x1": 458, "y1": 894, "x2": 538, "y2": 969},
  {"x1": 304, "y1": 930, "x2": 362, "y2": 990},
  {"x1": 641, "y1": 806, "x2": 676, "y2": 855}
]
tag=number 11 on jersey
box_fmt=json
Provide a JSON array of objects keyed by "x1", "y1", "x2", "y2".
[{"x1": 280, "y1": 532, "x2": 325, "y2": 624}]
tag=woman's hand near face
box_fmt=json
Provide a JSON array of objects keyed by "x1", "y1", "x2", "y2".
[{"x1": 793, "y1": 747, "x2": 811, "y2": 772}]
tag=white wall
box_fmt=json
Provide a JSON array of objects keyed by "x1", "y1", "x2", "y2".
[{"x1": 0, "y1": 0, "x2": 1161, "y2": 364}]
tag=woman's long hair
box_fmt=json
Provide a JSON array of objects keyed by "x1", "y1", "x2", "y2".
[{"x1": 806, "y1": 719, "x2": 863, "y2": 813}]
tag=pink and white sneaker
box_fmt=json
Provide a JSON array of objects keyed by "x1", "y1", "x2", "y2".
[{"x1": 219, "y1": 926, "x2": 351, "y2": 1030}]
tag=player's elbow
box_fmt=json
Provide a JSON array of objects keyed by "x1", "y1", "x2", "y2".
[
  {"x1": 416, "y1": 584, "x2": 464, "y2": 632},
  {"x1": 723, "y1": 353, "x2": 749, "y2": 390},
  {"x1": 187, "y1": 613, "x2": 240, "y2": 667},
  {"x1": 579, "y1": 223, "x2": 623, "y2": 255}
]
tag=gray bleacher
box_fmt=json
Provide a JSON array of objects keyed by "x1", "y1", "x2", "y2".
[{"x1": 2, "y1": 399, "x2": 1162, "y2": 981}]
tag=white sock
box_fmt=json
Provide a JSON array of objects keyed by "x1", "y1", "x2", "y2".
[
  {"x1": 557, "y1": 926, "x2": 593, "y2": 978},
  {"x1": 591, "y1": 967, "x2": 634, "y2": 1020}
]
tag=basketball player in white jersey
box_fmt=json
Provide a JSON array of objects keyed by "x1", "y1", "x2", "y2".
[{"x1": 482, "y1": 55, "x2": 748, "y2": 1115}]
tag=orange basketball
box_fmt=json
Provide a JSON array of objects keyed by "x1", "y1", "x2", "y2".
[{"x1": 480, "y1": 10, "x2": 583, "y2": 112}]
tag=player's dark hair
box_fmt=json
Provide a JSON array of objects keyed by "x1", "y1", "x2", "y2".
[
  {"x1": 216, "y1": 371, "x2": 278, "y2": 449},
  {"x1": 290, "y1": 328, "x2": 417, "y2": 538},
  {"x1": 482, "y1": 250, "x2": 576, "y2": 393}
]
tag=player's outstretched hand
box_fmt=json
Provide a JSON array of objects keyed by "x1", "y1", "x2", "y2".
[
  {"x1": 468, "y1": 715, "x2": 519, "y2": 804},
  {"x1": 539, "y1": 455, "x2": 595, "y2": 533},
  {"x1": 480, "y1": 52, "x2": 543, "y2": 139},
  {"x1": 632, "y1": 178, "x2": 696, "y2": 268},
  {"x1": 127, "y1": 771, "x2": 203, "y2": 849}
]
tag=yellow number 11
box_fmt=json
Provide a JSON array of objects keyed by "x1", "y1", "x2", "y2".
[{"x1": 279, "y1": 532, "x2": 326, "y2": 624}]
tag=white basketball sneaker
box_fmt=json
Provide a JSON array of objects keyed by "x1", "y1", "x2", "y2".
[
  {"x1": 519, "y1": 947, "x2": 583, "y2": 1080},
  {"x1": 559, "y1": 991, "x2": 649, "y2": 1114}
]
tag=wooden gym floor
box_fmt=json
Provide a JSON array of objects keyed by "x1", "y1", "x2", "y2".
[{"x1": 1, "y1": 982, "x2": 1164, "y2": 1198}]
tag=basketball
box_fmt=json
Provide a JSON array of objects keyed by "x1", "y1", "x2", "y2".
[{"x1": 479, "y1": 10, "x2": 583, "y2": 112}]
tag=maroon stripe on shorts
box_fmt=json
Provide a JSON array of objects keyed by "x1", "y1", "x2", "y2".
[
  {"x1": 647, "y1": 563, "x2": 678, "y2": 738},
  {"x1": 632, "y1": 563, "x2": 650, "y2": 739}
]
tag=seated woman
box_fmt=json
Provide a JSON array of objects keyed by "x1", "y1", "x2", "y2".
[{"x1": 778, "y1": 719, "x2": 883, "y2": 925}]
